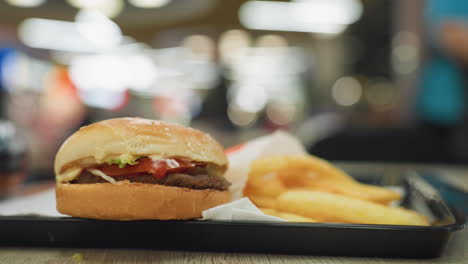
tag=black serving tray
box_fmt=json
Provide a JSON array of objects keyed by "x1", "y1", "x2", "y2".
[{"x1": 0, "y1": 171, "x2": 466, "y2": 258}]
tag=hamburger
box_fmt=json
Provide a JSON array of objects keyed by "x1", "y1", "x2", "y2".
[{"x1": 55, "y1": 117, "x2": 231, "y2": 220}]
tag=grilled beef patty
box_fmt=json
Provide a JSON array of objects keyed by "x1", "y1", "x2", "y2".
[{"x1": 71, "y1": 170, "x2": 231, "y2": 191}]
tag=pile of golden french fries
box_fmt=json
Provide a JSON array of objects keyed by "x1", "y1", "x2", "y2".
[{"x1": 243, "y1": 155, "x2": 429, "y2": 226}]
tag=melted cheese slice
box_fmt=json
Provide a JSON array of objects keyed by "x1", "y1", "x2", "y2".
[{"x1": 57, "y1": 167, "x2": 82, "y2": 183}]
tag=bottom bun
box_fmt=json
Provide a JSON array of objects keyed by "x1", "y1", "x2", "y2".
[{"x1": 56, "y1": 182, "x2": 231, "y2": 220}]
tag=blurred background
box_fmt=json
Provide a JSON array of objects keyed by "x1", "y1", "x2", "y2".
[{"x1": 0, "y1": 0, "x2": 467, "y2": 189}]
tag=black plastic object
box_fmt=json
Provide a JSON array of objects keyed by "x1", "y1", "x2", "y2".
[
  {"x1": 0, "y1": 120, "x2": 28, "y2": 199},
  {"x1": 0, "y1": 172, "x2": 466, "y2": 258}
]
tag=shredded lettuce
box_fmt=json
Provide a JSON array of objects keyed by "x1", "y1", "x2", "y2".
[
  {"x1": 107, "y1": 157, "x2": 140, "y2": 168},
  {"x1": 88, "y1": 169, "x2": 117, "y2": 183}
]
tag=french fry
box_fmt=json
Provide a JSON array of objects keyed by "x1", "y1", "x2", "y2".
[
  {"x1": 242, "y1": 155, "x2": 428, "y2": 226},
  {"x1": 243, "y1": 173, "x2": 287, "y2": 198},
  {"x1": 249, "y1": 156, "x2": 401, "y2": 204},
  {"x1": 304, "y1": 179, "x2": 401, "y2": 205},
  {"x1": 248, "y1": 195, "x2": 278, "y2": 209},
  {"x1": 260, "y1": 208, "x2": 318, "y2": 223},
  {"x1": 243, "y1": 170, "x2": 286, "y2": 209},
  {"x1": 250, "y1": 156, "x2": 354, "y2": 183},
  {"x1": 276, "y1": 190, "x2": 429, "y2": 226}
]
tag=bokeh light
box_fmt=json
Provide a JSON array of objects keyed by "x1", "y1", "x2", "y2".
[
  {"x1": 364, "y1": 79, "x2": 397, "y2": 111},
  {"x1": 227, "y1": 103, "x2": 258, "y2": 127},
  {"x1": 391, "y1": 31, "x2": 419, "y2": 75},
  {"x1": 67, "y1": 0, "x2": 125, "y2": 18},
  {"x1": 218, "y1": 29, "x2": 251, "y2": 65},
  {"x1": 182, "y1": 35, "x2": 216, "y2": 61},
  {"x1": 331, "y1": 76, "x2": 362, "y2": 106},
  {"x1": 255, "y1": 35, "x2": 288, "y2": 48}
]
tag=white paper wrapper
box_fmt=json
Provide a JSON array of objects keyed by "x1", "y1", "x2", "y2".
[
  {"x1": 223, "y1": 131, "x2": 307, "y2": 200},
  {"x1": 0, "y1": 188, "x2": 65, "y2": 217},
  {"x1": 202, "y1": 197, "x2": 284, "y2": 222}
]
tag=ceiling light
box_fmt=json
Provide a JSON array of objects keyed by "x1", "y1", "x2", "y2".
[
  {"x1": 19, "y1": 18, "x2": 95, "y2": 52},
  {"x1": 5, "y1": 0, "x2": 46, "y2": 7},
  {"x1": 239, "y1": 0, "x2": 362, "y2": 35},
  {"x1": 75, "y1": 9, "x2": 123, "y2": 49},
  {"x1": 18, "y1": 14, "x2": 122, "y2": 52},
  {"x1": 291, "y1": 0, "x2": 363, "y2": 25},
  {"x1": 129, "y1": 0, "x2": 171, "y2": 8}
]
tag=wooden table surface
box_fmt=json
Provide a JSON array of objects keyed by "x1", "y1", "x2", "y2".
[{"x1": 0, "y1": 163, "x2": 467, "y2": 264}]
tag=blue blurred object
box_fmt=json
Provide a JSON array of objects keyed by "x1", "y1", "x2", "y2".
[
  {"x1": 418, "y1": 56, "x2": 466, "y2": 125},
  {"x1": 417, "y1": 0, "x2": 468, "y2": 125},
  {"x1": 426, "y1": 0, "x2": 468, "y2": 24},
  {"x1": 0, "y1": 47, "x2": 16, "y2": 91}
]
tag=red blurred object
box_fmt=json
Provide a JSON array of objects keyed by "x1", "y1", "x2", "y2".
[
  {"x1": 225, "y1": 143, "x2": 245, "y2": 155},
  {"x1": 54, "y1": 67, "x2": 79, "y2": 100}
]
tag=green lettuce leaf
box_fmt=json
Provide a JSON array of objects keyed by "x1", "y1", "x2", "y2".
[{"x1": 107, "y1": 157, "x2": 140, "y2": 168}]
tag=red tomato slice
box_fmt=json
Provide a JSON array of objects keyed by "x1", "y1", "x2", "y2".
[
  {"x1": 98, "y1": 158, "x2": 204, "y2": 178},
  {"x1": 225, "y1": 143, "x2": 245, "y2": 155}
]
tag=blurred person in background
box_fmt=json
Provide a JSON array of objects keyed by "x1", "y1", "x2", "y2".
[
  {"x1": 417, "y1": 0, "x2": 468, "y2": 163},
  {"x1": 6, "y1": 66, "x2": 85, "y2": 180}
]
